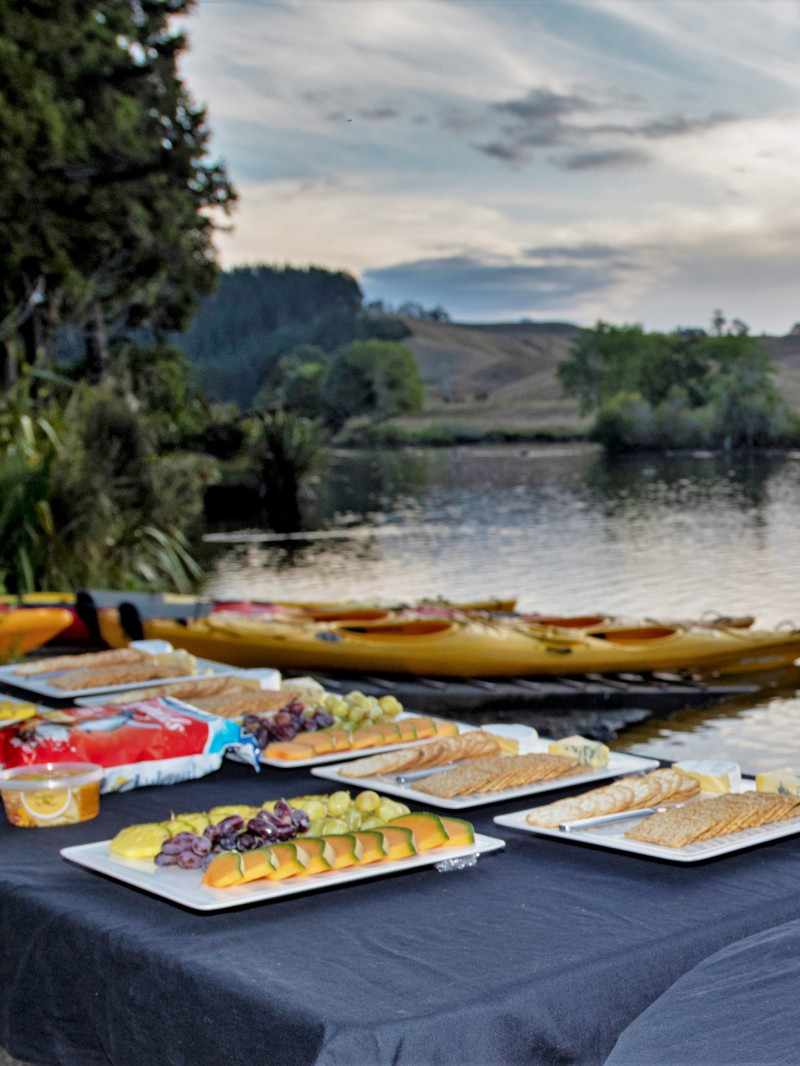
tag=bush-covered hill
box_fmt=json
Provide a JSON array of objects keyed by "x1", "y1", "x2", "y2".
[{"x1": 170, "y1": 264, "x2": 800, "y2": 439}]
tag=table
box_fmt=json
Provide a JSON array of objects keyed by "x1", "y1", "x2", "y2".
[
  {"x1": 605, "y1": 916, "x2": 800, "y2": 1066},
  {"x1": 4, "y1": 759, "x2": 800, "y2": 1066}
]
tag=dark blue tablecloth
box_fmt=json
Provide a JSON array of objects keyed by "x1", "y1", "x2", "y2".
[
  {"x1": 5, "y1": 760, "x2": 800, "y2": 1066},
  {"x1": 605, "y1": 917, "x2": 800, "y2": 1066}
]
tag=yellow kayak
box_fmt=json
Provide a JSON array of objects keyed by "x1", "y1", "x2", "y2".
[
  {"x1": 97, "y1": 610, "x2": 800, "y2": 677},
  {"x1": 0, "y1": 607, "x2": 75, "y2": 658}
]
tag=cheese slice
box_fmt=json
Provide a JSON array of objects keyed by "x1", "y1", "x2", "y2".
[
  {"x1": 481, "y1": 724, "x2": 538, "y2": 755},
  {"x1": 151, "y1": 649, "x2": 197, "y2": 673},
  {"x1": 755, "y1": 767, "x2": 800, "y2": 797},
  {"x1": 548, "y1": 735, "x2": 609, "y2": 768},
  {"x1": 675, "y1": 760, "x2": 741, "y2": 794}
]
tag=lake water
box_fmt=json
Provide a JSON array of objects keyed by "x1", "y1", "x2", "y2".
[{"x1": 202, "y1": 443, "x2": 800, "y2": 773}]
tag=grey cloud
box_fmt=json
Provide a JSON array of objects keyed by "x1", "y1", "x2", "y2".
[
  {"x1": 525, "y1": 243, "x2": 624, "y2": 261},
  {"x1": 592, "y1": 111, "x2": 739, "y2": 140},
  {"x1": 557, "y1": 148, "x2": 650, "y2": 170},
  {"x1": 363, "y1": 254, "x2": 622, "y2": 317},
  {"x1": 636, "y1": 111, "x2": 737, "y2": 138},
  {"x1": 474, "y1": 141, "x2": 529, "y2": 164},
  {"x1": 493, "y1": 88, "x2": 594, "y2": 123},
  {"x1": 473, "y1": 85, "x2": 742, "y2": 170}
]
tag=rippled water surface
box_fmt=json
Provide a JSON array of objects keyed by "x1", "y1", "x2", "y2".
[{"x1": 203, "y1": 444, "x2": 800, "y2": 770}]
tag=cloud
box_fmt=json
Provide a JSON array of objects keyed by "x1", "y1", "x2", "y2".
[
  {"x1": 362, "y1": 254, "x2": 624, "y2": 317},
  {"x1": 525, "y1": 243, "x2": 626, "y2": 260},
  {"x1": 470, "y1": 84, "x2": 744, "y2": 170},
  {"x1": 634, "y1": 111, "x2": 738, "y2": 138},
  {"x1": 492, "y1": 87, "x2": 595, "y2": 123},
  {"x1": 474, "y1": 141, "x2": 529, "y2": 164},
  {"x1": 557, "y1": 148, "x2": 650, "y2": 170}
]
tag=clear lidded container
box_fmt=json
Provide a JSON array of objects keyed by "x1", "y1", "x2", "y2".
[{"x1": 0, "y1": 762, "x2": 103, "y2": 828}]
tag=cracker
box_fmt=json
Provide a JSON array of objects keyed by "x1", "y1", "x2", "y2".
[
  {"x1": 47, "y1": 663, "x2": 186, "y2": 691},
  {"x1": 414, "y1": 758, "x2": 506, "y2": 797},
  {"x1": 625, "y1": 803, "x2": 720, "y2": 847},
  {"x1": 338, "y1": 749, "x2": 420, "y2": 778}
]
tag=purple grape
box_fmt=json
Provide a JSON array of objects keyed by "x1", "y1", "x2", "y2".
[
  {"x1": 274, "y1": 824, "x2": 297, "y2": 841},
  {"x1": 235, "y1": 833, "x2": 259, "y2": 851},
  {"x1": 216, "y1": 815, "x2": 245, "y2": 834},
  {"x1": 169, "y1": 832, "x2": 198, "y2": 846},
  {"x1": 202, "y1": 854, "x2": 214, "y2": 870},
  {"x1": 291, "y1": 808, "x2": 310, "y2": 831},
  {"x1": 314, "y1": 711, "x2": 335, "y2": 729},
  {"x1": 177, "y1": 851, "x2": 205, "y2": 869},
  {"x1": 301, "y1": 718, "x2": 318, "y2": 732},
  {"x1": 286, "y1": 701, "x2": 305, "y2": 714},
  {"x1": 218, "y1": 833, "x2": 240, "y2": 850},
  {"x1": 203, "y1": 825, "x2": 221, "y2": 844},
  {"x1": 161, "y1": 837, "x2": 192, "y2": 855},
  {"x1": 191, "y1": 836, "x2": 212, "y2": 856},
  {"x1": 275, "y1": 711, "x2": 292, "y2": 726},
  {"x1": 154, "y1": 851, "x2": 180, "y2": 866},
  {"x1": 273, "y1": 799, "x2": 292, "y2": 823}
]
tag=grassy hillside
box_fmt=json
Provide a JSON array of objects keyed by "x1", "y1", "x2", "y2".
[
  {"x1": 397, "y1": 319, "x2": 588, "y2": 437},
  {"x1": 391, "y1": 320, "x2": 800, "y2": 439}
]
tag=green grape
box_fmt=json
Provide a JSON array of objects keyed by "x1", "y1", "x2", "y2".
[
  {"x1": 393, "y1": 801, "x2": 411, "y2": 816},
  {"x1": 348, "y1": 705, "x2": 369, "y2": 723},
  {"x1": 301, "y1": 799, "x2": 328, "y2": 822},
  {"x1": 306, "y1": 819, "x2": 326, "y2": 837},
  {"x1": 359, "y1": 814, "x2": 384, "y2": 830},
  {"x1": 354, "y1": 790, "x2": 380, "y2": 813},
  {"x1": 378, "y1": 695, "x2": 403, "y2": 718},
  {"x1": 376, "y1": 798, "x2": 406, "y2": 822},
  {"x1": 344, "y1": 807, "x2": 362, "y2": 831},
  {"x1": 326, "y1": 790, "x2": 351, "y2": 817},
  {"x1": 321, "y1": 817, "x2": 348, "y2": 835}
]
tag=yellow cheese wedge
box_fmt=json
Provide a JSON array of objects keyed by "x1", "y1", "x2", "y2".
[
  {"x1": 675, "y1": 760, "x2": 741, "y2": 794},
  {"x1": 548, "y1": 735, "x2": 609, "y2": 768},
  {"x1": 755, "y1": 767, "x2": 800, "y2": 797},
  {"x1": 483, "y1": 733, "x2": 518, "y2": 755},
  {"x1": 151, "y1": 649, "x2": 197, "y2": 673}
]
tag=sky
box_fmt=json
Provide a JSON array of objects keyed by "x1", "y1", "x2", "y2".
[{"x1": 179, "y1": 0, "x2": 800, "y2": 332}]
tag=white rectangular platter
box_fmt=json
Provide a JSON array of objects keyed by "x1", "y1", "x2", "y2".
[
  {"x1": 311, "y1": 749, "x2": 660, "y2": 810},
  {"x1": 0, "y1": 656, "x2": 242, "y2": 700},
  {"x1": 256, "y1": 714, "x2": 475, "y2": 770},
  {"x1": 493, "y1": 792, "x2": 800, "y2": 863},
  {"x1": 61, "y1": 832, "x2": 506, "y2": 911}
]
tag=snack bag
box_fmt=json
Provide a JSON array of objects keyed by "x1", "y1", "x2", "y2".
[{"x1": 3, "y1": 698, "x2": 260, "y2": 792}]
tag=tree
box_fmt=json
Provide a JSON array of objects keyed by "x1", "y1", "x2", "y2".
[
  {"x1": 322, "y1": 340, "x2": 423, "y2": 430},
  {"x1": 558, "y1": 321, "x2": 712, "y2": 415},
  {"x1": 0, "y1": 0, "x2": 235, "y2": 380}
]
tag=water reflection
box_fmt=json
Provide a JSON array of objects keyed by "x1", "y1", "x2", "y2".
[
  {"x1": 202, "y1": 443, "x2": 800, "y2": 765},
  {"x1": 617, "y1": 666, "x2": 800, "y2": 772}
]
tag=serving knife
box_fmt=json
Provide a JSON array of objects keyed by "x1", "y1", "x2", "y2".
[
  {"x1": 558, "y1": 804, "x2": 684, "y2": 832},
  {"x1": 395, "y1": 763, "x2": 456, "y2": 784}
]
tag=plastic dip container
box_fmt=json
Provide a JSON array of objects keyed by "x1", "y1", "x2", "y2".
[{"x1": 0, "y1": 763, "x2": 103, "y2": 827}]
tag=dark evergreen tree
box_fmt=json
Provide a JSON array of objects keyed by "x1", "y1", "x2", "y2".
[{"x1": 0, "y1": 0, "x2": 235, "y2": 380}]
